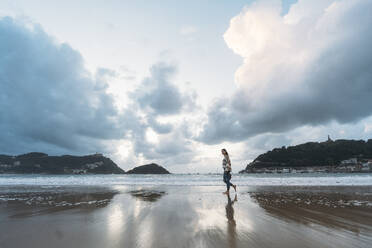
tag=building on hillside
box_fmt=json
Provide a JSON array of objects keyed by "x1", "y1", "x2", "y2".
[
  {"x1": 341, "y1": 158, "x2": 358, "y2": 164},
  {"x1": 361, "y1": 161, "x2": 372, "y2": 172},
  {"x1": 71, "y1": 169, "x2": 87, "y2": 174}
]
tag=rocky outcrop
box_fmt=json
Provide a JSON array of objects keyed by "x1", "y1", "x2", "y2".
[
  {"x1": 0, "y1": 152, "x2": 125, "y2": 174},
  {"x1": 126, "y1": 163, "x2": 170, "y2": 174}
]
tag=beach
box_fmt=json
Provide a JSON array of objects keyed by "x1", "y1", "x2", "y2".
[{"x1": 1, "y1": 183, "x2": 371, "y2": 248}]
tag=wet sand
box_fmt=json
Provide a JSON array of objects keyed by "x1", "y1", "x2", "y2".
[{"x1": 0, "y1": 185, "x2": 372, "y2": 248}]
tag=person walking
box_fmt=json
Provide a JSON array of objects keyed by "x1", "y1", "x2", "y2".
[{"x1": 221, "y1": 148, "x2": 236, "y2": 194}]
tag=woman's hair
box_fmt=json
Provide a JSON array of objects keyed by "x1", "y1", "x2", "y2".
[{"x1": 222, "y1": 148, "x2": 229, "y2": 156}]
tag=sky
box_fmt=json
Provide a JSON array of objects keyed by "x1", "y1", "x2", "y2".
[{"x1": 1, "y1": 0, "x2": 372, "y2": 173}]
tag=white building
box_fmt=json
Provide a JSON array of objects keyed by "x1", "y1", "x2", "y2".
[
  {"x1": 72, "y1": 169, "x2": 87, "y2": 174},
  {"x1": 341, "y1": 158, "x2": 358, "y2": 164}
]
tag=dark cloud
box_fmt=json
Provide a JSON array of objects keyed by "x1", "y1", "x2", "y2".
[
  {"x1": 130, "y1": 62, "x2": 195, "y2": 117},
  {"x1": 147, "y1": 115, "x2": 173, "y2": 134},
  {"x1": 0, "y1": 17, "x2": 126, "y2": 155},
  {"x1": 198, "y1": 0, "x2": 372, "y2": 144},
  {"x1": 126, "y1": 62, "x2": 196, "y2": 163},
  {"x1": 0, "y1": 15, "x2": 197, "y2": 167}
]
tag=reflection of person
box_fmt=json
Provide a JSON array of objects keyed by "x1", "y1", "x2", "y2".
[
  {"x1": 226, "y1": 193, "x2": 237, "y2": 248},
  {"x1": 221, "y1": 149, "x2": 237, "y2": 194}
]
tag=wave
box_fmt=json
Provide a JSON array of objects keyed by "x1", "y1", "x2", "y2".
[{"x1": 0, "y1": 173, "x2": 371, "y2": 186}]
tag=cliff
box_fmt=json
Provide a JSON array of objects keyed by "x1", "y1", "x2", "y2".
[
  {"x1": 126, "y1": 163, "x2": 170, "y2": 174},
  {"x1": 240, "y1": 139, "x2": 372, "y2": 173},
  {"x1": 0, "y1": 152, "x2": 125, "y2": 174}
]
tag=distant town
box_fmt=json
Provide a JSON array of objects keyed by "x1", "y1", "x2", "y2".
[
  {"x1": 244, "y1": 157, "x2": 372, "y2": 174},
  {"x1": 240, "y1": 137, "x2": 372, "y2": 174}
]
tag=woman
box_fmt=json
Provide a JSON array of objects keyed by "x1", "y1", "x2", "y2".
[{"x1": 221, "y1": 148, "x2": 236, "y2": 194}]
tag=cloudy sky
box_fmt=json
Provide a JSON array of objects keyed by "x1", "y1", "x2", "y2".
[{"x1": 1, "y1": 0, "x2": 372, "y2": 173}]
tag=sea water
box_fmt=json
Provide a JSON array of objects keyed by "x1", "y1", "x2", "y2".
[{"x1": 0, "y1": 173, "x2": 371, "y2": 186}]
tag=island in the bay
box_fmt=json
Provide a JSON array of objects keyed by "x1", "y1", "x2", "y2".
[
  {"x1": 126, "y1": 163, "x2": 171, "y2": 174},
  {"x1": 240, "y1": 137, "x2": 372, "y2": 173}
]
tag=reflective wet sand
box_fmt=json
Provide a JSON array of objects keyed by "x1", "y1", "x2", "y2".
[{"x1": 0, "y1": 185, "x2": 371, "y2": 248}]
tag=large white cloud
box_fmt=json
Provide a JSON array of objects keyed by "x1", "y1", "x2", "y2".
[{"x1": 198, "y1": 0, "x2": 372, "y2": 144}]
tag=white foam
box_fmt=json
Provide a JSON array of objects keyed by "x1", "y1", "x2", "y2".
[{"x1": 0, "y1": 173, "x2": 371, "y2": 186}]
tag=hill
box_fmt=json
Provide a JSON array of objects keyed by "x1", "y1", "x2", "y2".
[
  {"x1": 0, "y1": 152, "x2": 125, "y2": 174},
  {"x1": 126, "y1": 163, "x2": 170, "y2": 174},
  {"x1": 240, "y1": 139, "x2": 372, "y2": 173}
]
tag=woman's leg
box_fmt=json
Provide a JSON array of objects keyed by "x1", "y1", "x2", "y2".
[
  {"x1": 228, "y1": 172, "x2": 237, "y2": 191},
  {"x1": 223, "y1": 172, "x2": 230, "y2": 192},
  {"x1": 225, "y1": 172, "x2": 231, "y2": 191}
]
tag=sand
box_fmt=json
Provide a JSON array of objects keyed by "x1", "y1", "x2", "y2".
[{"x1": 0, "y1": 185, "x2": 371, "y2": 248}]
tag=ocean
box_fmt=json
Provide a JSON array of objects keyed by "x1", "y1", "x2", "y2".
[
  {"x1": 0, "y1": 173, "x2": 371, "y2": 186},
  {"x1": 1, "y1": 173, "x2": 372, "y2": 248}
]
